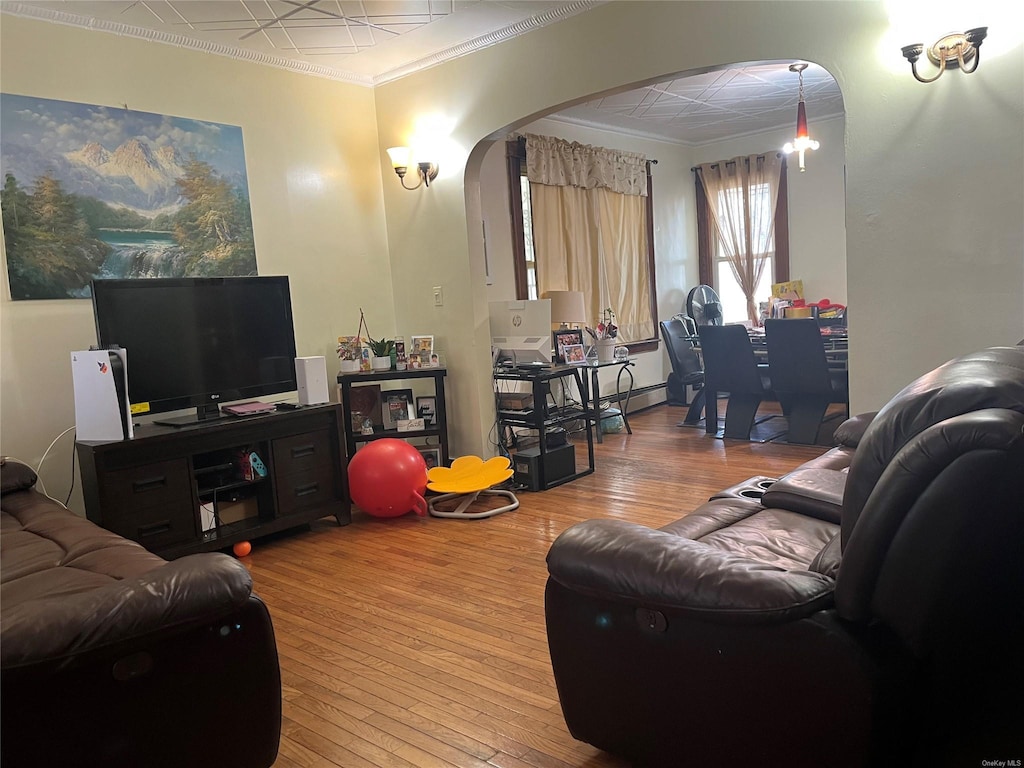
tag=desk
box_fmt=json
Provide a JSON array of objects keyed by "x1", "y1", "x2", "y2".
[
  {"x1": 579, "y1": 360, "x2": 635, "y2": 443},
  {"x1": 493, "y1": 365, "x2": 595, "y2": 489}
]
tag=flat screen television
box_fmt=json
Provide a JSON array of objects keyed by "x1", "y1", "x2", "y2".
[{"x1": 91, "y1": 276, "x2": 297, "y2": 427}]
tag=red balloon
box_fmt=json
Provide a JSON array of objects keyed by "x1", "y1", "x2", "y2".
[{"x1": 348, "y1": 438, "x2": 428, "y2": 518}]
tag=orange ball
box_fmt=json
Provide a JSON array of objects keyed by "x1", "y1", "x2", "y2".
[{"x1": 232, "y1": 541, "x2": 252, "y2": 557}]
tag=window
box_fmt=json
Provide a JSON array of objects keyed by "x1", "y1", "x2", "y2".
[
  {"x1": 520, "y1": 178, "x2": 538, "y2": 300},
  {"x1": 506, "y1": 137, "x2": 658, "y2": 350},
  {"x1": 696, "y1": 156, "x2": 789, "y2": 323},
  {"x1": 713, "y1": 182, "x2": 775, "y2": 324}
]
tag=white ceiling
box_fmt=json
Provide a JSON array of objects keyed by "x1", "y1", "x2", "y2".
[
  {"x1": 546, "y1": 62, "x2": 843, "y2": 146},
  {"x1": 2, "y1": 0, "x2": 843, "y2": 145}
]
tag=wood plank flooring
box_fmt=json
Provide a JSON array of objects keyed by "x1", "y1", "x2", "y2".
[{"x1": 243, "y1": 404, "x2": 828, "y2": 768}]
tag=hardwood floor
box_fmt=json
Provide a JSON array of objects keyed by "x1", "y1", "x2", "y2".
[{"x1": 245, "y1": 404, "x2": 828, "y2": 768}]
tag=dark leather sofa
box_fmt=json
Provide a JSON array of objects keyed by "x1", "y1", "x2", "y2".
[
  {"x1": 545, "y1": 346, "x2": 1024, "y2": 767},
  {"x1": 1, "y1": 458, "x2": 281, "y2": 767}
]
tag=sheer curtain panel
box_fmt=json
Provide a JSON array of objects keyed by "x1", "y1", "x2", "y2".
[{"x1": 697, "y1": 154, "x2": 782, "y2": 325}]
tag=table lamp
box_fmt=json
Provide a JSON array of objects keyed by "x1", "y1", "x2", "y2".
[{"x1": 544, "y1": 290, "x2": 587, "y2": 329}]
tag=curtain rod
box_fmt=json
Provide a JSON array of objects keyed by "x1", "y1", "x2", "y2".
[{"x1": 690, "y1": 151, "x2": 781, "y2": 172}]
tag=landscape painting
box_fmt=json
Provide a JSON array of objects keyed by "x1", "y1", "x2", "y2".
[{"x1": 1, "y1": 94, "x2": 257, "y2": 300}]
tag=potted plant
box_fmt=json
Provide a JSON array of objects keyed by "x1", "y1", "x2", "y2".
[
  {"x1": 368, "y1": 336, "x2": 394, "y2": 371},
  {"x1": 588, "y1": 308, "x2": 619, "y2": 363}
]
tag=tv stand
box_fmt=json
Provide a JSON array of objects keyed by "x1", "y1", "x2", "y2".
[{"x1": 77, "y1": 403, "x2": 350, "y2": 558}]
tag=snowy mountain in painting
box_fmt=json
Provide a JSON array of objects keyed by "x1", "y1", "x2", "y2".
[{"x1": 65, "y1": 138, "x2": 184, "y2": 195}]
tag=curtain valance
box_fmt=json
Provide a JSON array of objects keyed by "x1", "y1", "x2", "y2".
[{"x1": 525, "y1": 133, "x2": 648, "y2": 197}]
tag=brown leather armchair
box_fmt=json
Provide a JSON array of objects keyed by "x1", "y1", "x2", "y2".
[
  {"x1": 545, "y1": 346, "x2": 1024, "y2": 767},
  {"x1": 1, "y1": 459, "x2": 282, "y2": 767}
]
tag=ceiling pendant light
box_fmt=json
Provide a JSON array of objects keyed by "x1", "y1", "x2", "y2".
[{"x1": 782, "y1": 63, "x2": 820, "y2": 173}]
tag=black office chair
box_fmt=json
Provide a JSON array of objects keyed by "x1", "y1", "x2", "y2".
[
  {"x1": 659, "y1": 317, "x2": 705, "y2": 425},
  {"x1": 764, "y1": 318, "x2": 850, "y2": 445},
  {"x1": 697, "y1": 324, "x2": 778, "y2": 440}
]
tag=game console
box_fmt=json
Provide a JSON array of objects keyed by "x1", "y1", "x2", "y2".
[{"x1": 71, "y1": 347, "x2": 133, "y2": 441}]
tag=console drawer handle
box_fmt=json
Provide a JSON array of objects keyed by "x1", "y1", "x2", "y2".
[
  {"x1": 294, "y1": 483, "x2": 319, "y2": 498},
  {"x1": 290, "y1": 444, "x2": 316, "y2": 459},
  {"x1": 132, "y1": 476, "x2": 167, "y2": 493},
  {"x1": 138, "y1": 521, "x2": 171, "y2": 538}
]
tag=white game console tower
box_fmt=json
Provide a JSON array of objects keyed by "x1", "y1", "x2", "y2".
[{"x1": 71, "y1": 347, "x2": 134, "y2": 441}]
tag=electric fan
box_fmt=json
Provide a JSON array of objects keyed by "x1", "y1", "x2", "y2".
[{"x1": 686, "y1": 285, "x2": 724, "y2": 326}]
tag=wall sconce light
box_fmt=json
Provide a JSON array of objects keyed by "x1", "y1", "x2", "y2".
[
  {"x1": 386, "y1": 146, "x2": 439, "y2": 190},
  {"x1": 901, "y1": 27, "x2": 987, "y2": 83},
  {"x1": 782, "y1": 63, "x2": 820, "y2": 173}
]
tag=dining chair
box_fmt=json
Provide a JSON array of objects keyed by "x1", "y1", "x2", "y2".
[
  {"x1": 659, "y1": 317, "x2": 705, "y2": 425},
  {"x1": 697, "y1": 324, "x2": 776, "y2": 439},
  {"x1": 764, "y1": 318, "x2": 850, "y2": 444}
]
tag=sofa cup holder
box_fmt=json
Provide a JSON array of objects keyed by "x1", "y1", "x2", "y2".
[{"x1": 708, "y1": 475, "x2": 778, "y2": 503}]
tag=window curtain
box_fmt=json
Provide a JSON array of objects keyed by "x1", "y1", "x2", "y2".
[
  {"x1": 696, "y1": 154, "x2": 782, "y2": 325},
  {"x1": 525, "y1": 133, "x2": 653, "y2": 342}
]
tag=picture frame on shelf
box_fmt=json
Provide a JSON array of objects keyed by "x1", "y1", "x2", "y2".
[
  {"x1": 382, "y1": 388, "x2": 414, "y2": 430},
  {"x1": 394, "y1": 337, "x2": 407, "y2": 370},
  {"x1": 562, "y1": 343, "x2": 587, "y2": 365},
  {"x1": 347, "y1": 384, "x2": 382, "y2": 432},
  {"x1": 416, "y1": 396, "x2": 437, "y2": 426},
  {"x1": 418, "y1": 446, "x2": 442, "y2": 470},
  {"x1": 411, "y1": 335, "x2": 434, "y2": 366},
  {"x1": 553, "y1": 329, "x2": 585, "y2": 364}
]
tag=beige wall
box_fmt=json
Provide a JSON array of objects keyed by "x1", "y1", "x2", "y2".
[
  {"x1": 0, "y1": 15, "x2": 392, "y2": 507},
  {"x1": 375, "y1": 0, "x2": 1024, "y2": 456}
]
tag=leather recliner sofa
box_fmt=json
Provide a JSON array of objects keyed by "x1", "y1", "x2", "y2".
[
  {"x1": 545, "y1": 346, "x2": 1024, "y2": 767},
  {"x1": 1, "y1": 458, "x2": 282, "y2": 767}
]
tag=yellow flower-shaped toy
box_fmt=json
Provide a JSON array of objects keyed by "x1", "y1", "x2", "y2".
[
  {"x1": 427, "y1": 455, "x2": 513, "y2": 494},
  {"x1": 425, "y1": 455, "x2": 519, "y2": 520}
]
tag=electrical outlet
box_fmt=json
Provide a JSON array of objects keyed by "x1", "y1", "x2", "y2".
[{"x1": 432, "y1": 286, "x2": 443, "y2": 306}]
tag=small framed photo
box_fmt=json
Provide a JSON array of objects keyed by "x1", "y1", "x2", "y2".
[
  {"x1": 416, "y1": 396, "x2": 437, "y2": 426},
  {"x1": 418, "y1": 447, "x2": 442, "y2": 470},
  {"x1": 553, "y1": 329, "x2": 585, "y2": 364},
  {"x1": 411, "y1": 335, "x2": 434, "y2": 365},
  {"x1": 382, "y1": 388, "x2": 414, "y2": 430},
  {"x1": 562, "y1": 343, "x2": 586, "y2": 365}
]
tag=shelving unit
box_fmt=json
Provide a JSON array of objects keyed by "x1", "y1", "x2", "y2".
[
  {"x1": 76, "y1": 404, "x2": 349, "y2": 558},
  {"x1": 493, "y1": 365, "x2": 595, "y2": 489},
  {"x1": 337, "y1": 367, "x2": 449, "y2": 466}
]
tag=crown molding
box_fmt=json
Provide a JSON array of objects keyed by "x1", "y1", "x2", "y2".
[
  {"x1": 2, "y1": 0, "x2": 604, "y2": 89},
  {"x1": 371, "y1": 0, "x2": 604, "y2": 86}
]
